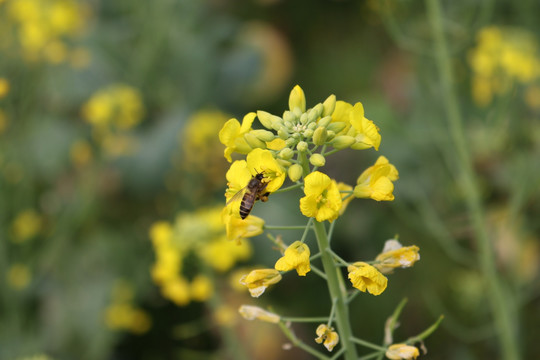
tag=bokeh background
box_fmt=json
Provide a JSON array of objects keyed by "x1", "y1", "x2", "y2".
[{"x1": 1, "y1": 0, "x2": 539, "y2": 359}]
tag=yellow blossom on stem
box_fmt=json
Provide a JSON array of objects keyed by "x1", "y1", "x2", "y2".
[
  {"x1": 240, "y1": 268, "x2": 282, "y2": 298},
  {"x1": 347, "y1": 261, "x2": 388, "y2": 296},
  {"x1": 219, "y1": 112, "x2": 256, "y2": 162},
  {"x1": 246, "y1": 148, "x2": 286, "y2": 193},
  {"x1": 315, "y1": 324, "x2": 339, "y2": 352},
  {"x1": 11, "y1": 209, "x2": 42, "y2": 243},
  {"x1": 300, "y1": 171, "x2": 342, "y2": 222},
  {"x1": 375, "y1": 239, "x2": 420, "y2": 274},
  {"x1": 337, "y1": 182, "x2": 354, "y2": 215},
  {"x1": 199, "y1": 234, "x2": 253, "y2": 271},
  {"x1": 274, "y1": 241, "x2": 311, "y2": 276},
  {"x1": 354, "y1": 156, "x2": 399, "y2": 201},
  {"x1": 238, "y1": 305, "x2": 281, "y2": 323},
  {"x1": 385, "y1": 344, "x2": 420, "y2": 360},
  {"x1": 162, "y1": 276, "x2": 190, "y2": 306},
  {"x1": 222, "y1": 209, "x2": 264, "y2": 243},
  {"x1": 190, "y1": 275, "x2": 214, "y2": 302},
  {"x1": 349, "y1": 102, "x2": 381, "y2": 150}
]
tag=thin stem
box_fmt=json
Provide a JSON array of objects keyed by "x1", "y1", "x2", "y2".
[
  {"x1": 300, "y1": 217, "x2": 314, "y2": 243},
  {"x1": 359, "y1": 352, "x2": 385, "y2": 360},
  {"x1": 274, "y1": 183, "x2": 303, "y2": 193},
  {"x1": 312, "y1": 221, "x2": 358, "y2": 360},
  {"x1": 426, "y1": 1, "x2": 519, "y2": 359},
  {"x1": 277, "y1": 321, "x2": 330, "y2": 360},
  {"x1": 310, "y1": 265, "x2": 328, "y2": 281},
  {"x1": 383, "y1": 298, "x2": 408, "y2": 346},
  {"x1": 264, "y1": 225, "x2": 311, "y2": 230},
  {"x1": 327, "y1": 219, "x2": 337, "y2": 243},
  {"x1": 349, "y1": 337, "x2": 387, "y2": 352},
  {"x1": 326, "y1": 249, "x2": 350, "y2": 268},
  {"x1": 327, "y1": 297, "x2": 338, "y2": 326},
  {"x1": 405, "y1": 315, "x2": 444, "y2": 344},
  {"x1": 281, "y1": 316, "x2": 329, "y2": 323},
  {"x1": 346, "y1": 290, "x2": 360, "y2": 304}
]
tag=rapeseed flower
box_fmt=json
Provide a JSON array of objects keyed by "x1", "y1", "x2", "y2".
[
  {"x1": 300, "y1": 171, "x2": 342, "y2": 222},
  {"x1": 274, "y1": 241, "x2": 311, "y2": 276},
  {"x1": 354, "y1": 156, "x2": 398, "y2": 201},
  {"x1": 385, "y1": 344, "x2": 420, "y2": 360},
  {"x1": 7, "y1": 263, "x2": 31, "y2": 290},
  {"x1": 238, "y1": 305, "x2": 280, "y2": 323},
  {"x1": 219, "y1": 112, "x2": 257, "y2": 162},
  {"x1": 347, "y1": 261, "x2": 388, "y2": 296},
  {"x1": 375, "y1": 239, "x2": 420, "y2": 274},
  {"x1": 315, "y1": 324, "x2": 339, "y2": 352},
  {"x1": 11, "y1": 209, "x2": 42, "y2": 243},
  {"x1": 240, "y1": 268, "x2": 282, "y2": 297}
]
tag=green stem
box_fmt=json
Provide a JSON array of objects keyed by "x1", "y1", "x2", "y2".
[
  {"x1": 264, "y1": 225, "x2": 311, "y2": 230},
  {"x1": 281, "y1": 316, "x2": 329, "y2": 323},
  {"x1": 349, "y1": 337, "x2": 387, "y2": 352},
  {"x1": 405, "y1": 315, "x2": 444, "y2": 344},
  {"x1": 425, "y1": 1, "x2": 519, "y2": 359},
  {"x1": 313, "y1": 221, "x2": 358, "y2": 360},
  {"x1": 277, "y1": 321, "x2": 330, "y2": 360}
]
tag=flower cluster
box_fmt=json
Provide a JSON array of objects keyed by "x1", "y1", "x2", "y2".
[
  {"x1": 5, "y1": 0, "x2": 90, "y2": 65},
  {"x1": 81, "y1": 84, "x2": 145, "y2": 157},
  {"x1": 468, "y1": 26, "x2": 540, "y2": 107},
  {"x1": 149, "y1": 206, "x2": 258, "y2": 306},
  {"x1": 220, "y1": 85, "x2": 398, "y2": 225}
]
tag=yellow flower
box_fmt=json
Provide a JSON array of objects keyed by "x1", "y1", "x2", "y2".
[
  {"x1": 246, "y1": 148, "x2": 286, "y2": 193},
  {"x1": 238, "y1": 305, "x2": 280, "y2": 323},
  {"x1": 199, "y1": 234, "x2": 253, "y2": 271},
  {"x1": 240, "y1": 268, "x2": 282, "y2": 297},
  {"x1": 222, "y1": 209, "x2": 265, "y2": 243},
  {"x1": 349, "y1": 102, "x2": 381, "y2": 150},
  {"x1": 330, "y1": 100, "x2": 353, "y2": 135},
  {"x1": 162, "y1": 277, "x2": 190, "y2": 306},
  {"x1": 0, "y1": 78, "x2": 10, "y2": 98},
  {"x1": 375, "y1": 239, "x2": 420, "y2": 274},
  {"x1": 385, "y1": 344, "x2": 420, "y2": 360},
  {"x1": 219, "y1": 112, "x2": 256, "y2": 162},
  {"x1": 190, "y1": 275, "x2": 214, "y2": 302},
  {"x1": 11, "y1": 209, "x2": 42, "y2": 243},
  {"x1": 70, "y1": 139, "x2": 93, "y2": 167},
  {"x1": 315, "y1": 324, "x2": 339, "y2": 352},
  {"x1": 300, "y1": 171, "x2": 342, "y2": 222},
  {"x1": 354, "y1": 156, "x2": 398, "y2": 201},
  {"x1": 105, "y1": 303, "x2": 152, "y2": 334},
  {"x1": 274, "y1": 241, "x2": 311, "y2": 276},
  {"x1": 7, "y1": 263, "x2": 31, "y2": 290},
  {"x1": 347, "y1": 262, "x2": 388, "y2": 296}
]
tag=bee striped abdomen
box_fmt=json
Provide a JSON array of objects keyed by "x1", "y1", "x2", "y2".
[{"x1": 240, "y1": 190, "x2": 256, "y2": 219}]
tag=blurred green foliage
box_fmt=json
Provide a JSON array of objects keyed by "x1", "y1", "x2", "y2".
[{"x1": 1, "y1": 0, "x2": 539, "y2": 359}]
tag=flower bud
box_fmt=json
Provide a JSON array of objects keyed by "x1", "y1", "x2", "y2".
[
  {"x1": 307, "y1": 122, "x2": 317, "y2": 130},
  {"x1": 299, "y1": 113, "x2": 308, "y2": 125},
  {"x1": 327, "y1": 121, "x2": 347, "y2": 134},
  {"x1": 322, "y1": 94, "x2": 336, "y2": 117},
  {"x1": 326, "y1": 130, "x2": 336, "y2": 141},
  {"x1": 296, "y1": 141, "x2": 308, "y2": 152},
  {"x1": 318, "y1": 115, "x2": 332, "y2": 128},
  {"x1": 250, "y1": 129, "x2": 275, "y2": 142},
  {"x1": 309, "y1": 153, "x2": 326, "y2": 167},
  {"x1": 303, "y1": 129, "x2": 314, "y2": 138},
  {"x1": 312, "y1": 103, "x2": 324, "y2": 118},
  {"x1": 244, "y1": 133, "x2": 266, "y2": 149},
  {"x1": 331, "y1": 135, "x2": 355, "y2": 149},
  {"x1": 288, "y1": 164, "x2": 303, "y2": 182},
  {"x1": 289, "y1": 85, "x2": 306, "y2": 112},
  {"x1": 278, "y1": 147, "x2": 294, "y2": 160},
  {"x1": 292, "y1": 107, "x2": 303, "y2": 118},
  {"x1": 257, "y1": 111, "x2": 282, "y2": 130},
  {"x1": 277, "y1": 158, "x2": 292, "y2": 168},
  {"x1": 285, "y1": 138, "x2": 297, "y2": 147},
  {"x1": 239, "y1": 305, "x2": 280, "y2": 323},
  {"x1": 313, "y1": 126, "x2": 328, "y2": 145},
  {"x1": 283, "y1": 110, "x2": 296, "y2": 124},
  {"x1": 277, "y1": 127, "x2": 290, "y2": 140}
]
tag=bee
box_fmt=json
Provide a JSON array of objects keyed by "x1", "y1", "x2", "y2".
[{"x1": 227, "y1": 172, "x2": 270, "y2": 219}]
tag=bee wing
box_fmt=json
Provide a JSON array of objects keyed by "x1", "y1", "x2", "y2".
[{"x1": 226, "y1": 186, "x2": 248, "y2": 206}]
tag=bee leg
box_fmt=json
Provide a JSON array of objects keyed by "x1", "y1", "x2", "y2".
[{"x1": 258, "y1": 192, "x2": 270, "y2": 202}]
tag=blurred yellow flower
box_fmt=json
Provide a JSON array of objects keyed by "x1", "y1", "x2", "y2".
[
  {"x1": 354, "y1": 156, "x2": 398, "y2": 201},
  {"x1": 219, "y1": 112, "x2": 256, "y2": 162},
  {"x1": 11, "y1": 209, "x2": 42, "y2": 243},
  {"x1": 375, "y1": 239, "x2": 420, "y2": 274},
  {"x1": 0, "y1": 78, "x2": 10, "y2": 98},
  {"x1": 199, "y1": 235, "x2": 253, "y2": 271},
  {"x1": 7, "y1": 263, "x2": 31, "y2": 290},
  {"x1": 239, "y1": 305, "x2": 280, "y2": 323},
  {"x1": 0, "y1": 109, "x2": 8, "y2": 134},
  {"x1": 162, "y1": 276, "x2": 190, "y2": 306},
  {"x1": 215, "y1": 305, "x2": 237, "y2": 327},
  {"x1": 315, "y1": 324, "x2": 339, "y2": 352},
  {"x1": 240, "y1": 268, "x2": 282, "y2": 297},
  {"x1": 274, "y1": 241, "x2": 311, "y2": 276},
  {"x1": 385, "y1": 344, "x2": 420, "y2": 359},
  {"x1": 190, "y1": 275, "x2": 213, "y2": 302},
  {"x1": 105, "y1": 303, "x2": 152, "y2": 334},
  {"x1": 347, "y1": 261, "x2": 388, "y2": 296},
  {"x1": 69, "y1": 139, "x2": 93, "y2": 167},
  {"x1": 300, "y1": 171, "x2": 342, "y2": 222}
]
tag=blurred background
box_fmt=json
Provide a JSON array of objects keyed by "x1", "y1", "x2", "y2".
[{"x1": 1, "y1": 0, "x2": 539, "y2": 359}]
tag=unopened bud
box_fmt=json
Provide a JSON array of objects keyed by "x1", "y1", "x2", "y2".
[
  {"x1": 296, "y1": 141, "x2": 308, "y2": 152},
  {"x1": 244, "y1": 133, "x2": 266, "y2": 149},
  {"x1": 289, "y1": 85, "x2": 306, "y2": 112},
  {"x1": 318, "y1": 115, "x2": 332, "y2": 128},
  {"x1": 322, "y1": 94, "x2": 336, "y2": 117},
  {"x1": 288, "y1": 164, "x2": 303, "y2": 182},
  {"x1": 283, "y1": 110, "x2": 296, "y2": 124},
  {"x1": 299, "y1": 113, "x2": 308, "y2": 124},
  {"x1": 326, "y1": 130, "x2": 336, "y2": 141},
  {"x1": 257, "y1": 111, "x2": 282, "y2": 130},
  {"x1": 251, "y1": 129, "x2": 275, "y2": 142},
  {"x1": 277, "y1": 159, "x2": 292, "y2": 168},
  {"x1": 331, "y1": 135, "x2": 355, "y2": 149},
  {"x1": 278, "y1": 128, "x2": 290, "y2": 140},
  {"x1": 327, "y1": 122, "x2": 347, "y2": 134},
  {"x1": 313, "y1": 126, "x2": 328, "y2": 145},
  {"x1": 278, "y1": 148, "x2": 294, "y2": 160},
  {"x1": 285, "y1": 138, "x2": 297, "y2": 147},
  {"x1": 309, "y1": 153, "x2": 326, "y2": 167},
  {"x1": 303, "y1": 129, "x2": 314, "y2": 138}
]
